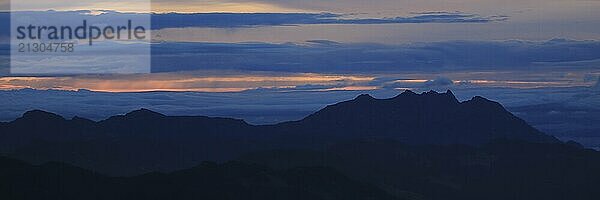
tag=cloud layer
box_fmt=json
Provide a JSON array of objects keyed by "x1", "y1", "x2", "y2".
[
  {"x1": 150, "y1": 39, "x2": 600, "y2": 73},
  {"x1": 2, "y1": 39, "x2": 600, "y2": 76},
  {"x1": 0, "y1": 10, "x2": 506, "y2": 32},
  {"x1": 151, "y1": 12, "x2": 507, "y2": 29}
]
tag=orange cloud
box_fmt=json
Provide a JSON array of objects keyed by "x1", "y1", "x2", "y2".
[{"x1": 0, "y1": 72, "x2": 375, "y2": 92}]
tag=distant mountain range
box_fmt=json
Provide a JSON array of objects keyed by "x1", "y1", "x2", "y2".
[
  {"x1": 0, "y1": 90, "x2": 558, "y2": 175},
  {"x1": 2, "y1": 90, "x2": 599, "y2": 200}
]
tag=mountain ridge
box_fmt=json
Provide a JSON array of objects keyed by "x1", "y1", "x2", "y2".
[
  {"x1": 0, "y1": 90, "x2": 560, "y2": 175},
  {"x1": 0, "y1": 155, "x2": 401, "y2": 200},
  {"x1": 287, "y1": 90, "x2": 556, "y2": 145}
]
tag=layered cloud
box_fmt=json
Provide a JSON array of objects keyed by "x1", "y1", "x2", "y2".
[
  {"x1": 0, "y1": 10, "x2": 506, "y2": 31},
  {"x1": 0, "y1": 73, "x2": 375, "y2": 92},
  {"x1": 151, "y1": 12, "x2": 507, "y2": 29},
  {"x1": 0, "y1": 66, "x2": 595, "y2": 94},
  {"x1": 2, "y1": 39, "x2": 600, "y2": 76},
  {"x1": 150, "y1": 39, "x2": 600, "y2": 73}
]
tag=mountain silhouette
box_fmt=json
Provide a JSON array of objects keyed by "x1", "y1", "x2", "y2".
[
  {"x1": 0, "y1": 156, "x2": 399, "y2": 200},
  {"x1": 239, "y1": 139, "x2": 600, "y2": 200},
  {"x1": 2, "y1": 90, "x2": 598, "y2": 200},
  {"x1": 2, "y1": 139, "x2": 600, "y2": 200},
  {"x1": 0, "y1": 90, "x2": 558, "y2": 175},
  {"x1": 280, "y1": 90, "x2": 557, "y2": 145}
]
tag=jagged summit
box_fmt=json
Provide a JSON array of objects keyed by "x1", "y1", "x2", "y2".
[
  {"x1": 394, "y1": 90, "x2": 456, "y2": 99},
  {"x1": 346, "y1": 90, "x2": 459, "y2": 106},
  {"x1": 300, "y1": 90, "x2": 557, "y2": 144},
  {"x1": 462, "y1": 95, "x2": 506, "y2": 111},
  {"x1": 354, "y1": 94, "x2": 375, "y2": 100},
  {"x1": 399, "y1": 89, "x2": 418, "y2": 96},
  {"x1": 352, "y1": 90, "x2": 455, "y2": 102},
  {"x1": 424, "y1": 90, "x2": 439, "y2": 95},
  {"x1": 445, "y1": 89, "x2": 456, "y2": 98},
  {"x1": 467, "y1": 95, "x2": 498, "y2": 104}
]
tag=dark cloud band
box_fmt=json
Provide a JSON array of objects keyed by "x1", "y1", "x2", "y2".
[
  {"x1": 151, "y1": 12, "x2": 507, "y2": 29},
  {"x1": 0, "y1": 11, "x2": 507, "y2": 33}
]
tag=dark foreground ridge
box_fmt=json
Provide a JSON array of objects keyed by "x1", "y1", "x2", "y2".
[
  {"x1": 0, "y1": 90, "x2": 559, "y2": 175},
  {"x1": 0, "y1": 156, "x2": 398, "y2": 200},
  {"x1": 2, "y1": 139, "x2": 599, "y2": 200}
]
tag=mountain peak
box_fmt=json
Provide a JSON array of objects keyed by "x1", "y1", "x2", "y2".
[
  {"x1": 469, "y1": 96, "x2": 490, "y2": 103},
  {"x1": 466, "y1": 96, "x2": 497, "y2": 106},
  {"x1": 392, "y1": 90, "x2": 459, "y2": 105},
  {"x1": 20, "y1": 110, "x2": 65, "y2": 121},
  {"x1": 445, "y1": 89, "x2": 456, "y2": 97},
  {"x1": 399, "y1": 90, "x2": 418, "y2": 96},
  {"x1": 462, "y1": 96, "x2": 509, "y2": 114},
  {"x1": 300, "y1": 90, "x2": 556, "y2": 145},
  {"x1": 395, "y1": 90, "x2": 456, "y2": 99},
  {"x1": 425, "y1": 90, "x2": 456, "y2": 98},
  {"x1": 124, "y1": 109, "x2": 166, "y2": 119},
  {"x1": 354, "y1": 94, "x2": 375, "y2": 101},
  {"x1": 424, "y1": 90, "x2": 439, "y2": 95}
]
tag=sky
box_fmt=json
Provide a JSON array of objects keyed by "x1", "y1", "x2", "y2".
[
  {"x1": 0, "y1": 0, "x2": 598, "y2": 92},
  {"x1": 3, "y1": 0, "x2": 600, "y2": 42},
  {"x1": 0, "y1": 0, "x2": 598, "y2": 108},
  {"x1": 0, "y1": 1, "x2": 598, "y2": 104}
]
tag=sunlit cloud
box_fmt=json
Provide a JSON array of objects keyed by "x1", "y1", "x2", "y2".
[
  {"x1": 0, "y1": 72, "x2": 375, "y2": 92},
  {"x1": 458, "y1": 80, "x2": 576, "y2": 89},
  {"x1": 392, "y1": 79, "x2": 429, "y2": 83},
  {"x1": 4, "y1": 0, "x2": 308, "y2": 13},
  {"x1": 322, "y1": 86, "x2": 379, "y2": 91},
  {"x1": 0, "y1": 69, "x2": 596, "y2": 93},
  {"x1": 152, "y1": 1, "x2": 309, "y2": 13},
  {"x1": 8, "y1": 0, "x2": 150, "y2": 12}
]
